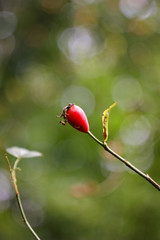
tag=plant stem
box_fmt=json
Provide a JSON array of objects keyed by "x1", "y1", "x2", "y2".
[
  {"x1": 87, "y1": 131, "x2": 160, "y2": 191},
  {"x1": 5, "y1": 154, "x2": 41, "y2": 240}
]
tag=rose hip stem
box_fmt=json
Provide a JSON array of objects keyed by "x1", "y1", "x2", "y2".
[{"x1": 87, "y1": 130, "x2": 160, "y2": 191}]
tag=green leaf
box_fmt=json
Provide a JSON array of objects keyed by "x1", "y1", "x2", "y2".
[{"x1": 102, "y1": 102, "x2": 117, "y2": 142}]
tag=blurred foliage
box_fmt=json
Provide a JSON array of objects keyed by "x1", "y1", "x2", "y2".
[{"x1": 0, "y1": 0, "x2": 160, "y2": 239}]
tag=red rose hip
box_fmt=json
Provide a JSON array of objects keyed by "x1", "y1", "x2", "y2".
[{"x1": 58, "y1": 103, "x2": 89, "y2": 133}]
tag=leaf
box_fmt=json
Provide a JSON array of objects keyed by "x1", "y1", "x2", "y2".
[
  {"x1": 6, "y1": 146, "x2": 42, "y2": 158},
  {"x1": 102, "y1": 102, "x2": 117, "y2": 142}
]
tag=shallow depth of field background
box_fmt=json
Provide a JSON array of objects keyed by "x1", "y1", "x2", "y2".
[{"x1": 0, "y1": 0, "x2": 160, "y2": 239}]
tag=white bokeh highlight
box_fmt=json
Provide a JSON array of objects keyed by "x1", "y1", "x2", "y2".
[
  {"x1": 61, "y1": 85, "x2": 95, "y2": 116},
  {"x1": 58, "y1": 26, "x2": 105, "y2": 64},
  {"x1": 119, "y1": 0, "x2": 157, "y2": 19},
  {"x1": 120, "y1": 115, "x2": 151, "y2": 146},
  {"x1": 112, "y1": 76, "x2": 143, "y2": 112}
]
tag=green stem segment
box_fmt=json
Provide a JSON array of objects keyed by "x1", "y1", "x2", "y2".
[
  {"x1": 87, "y1": 131, "x2": 160, "y2": 191},
  {"x1": 6, "y1": 155, "x2": 41, "y2": 240}
]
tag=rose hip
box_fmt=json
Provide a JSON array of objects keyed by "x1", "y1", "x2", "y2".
[{"x1": 58, "y1": 103, "x2": 89, "y2": 133}]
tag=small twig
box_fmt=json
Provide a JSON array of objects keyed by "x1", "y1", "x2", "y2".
[
  {"x1": 88, "y1": 131, "x2": 160, "y2": 191},
  {"x1": 5, "y1": 154, "x2": 41, "y2": 240}
]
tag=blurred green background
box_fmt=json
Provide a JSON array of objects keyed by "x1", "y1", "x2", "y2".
[{"x1": 0, "y1": 0, "x2": 160, "y2": 239}]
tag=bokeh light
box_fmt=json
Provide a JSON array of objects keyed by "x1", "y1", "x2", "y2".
[
  {"x1": 112, "y1": 76, "x2": 143, "y2": 112},
  {"x1": 61, "y1": 85, "x2": 95, "y2": 115},
  {"x1": 72, "y1": 0, "x2": 100, "y2": 5},
  {"x1": 0, "y1": 169, "x2": 13, "y2": 211},
  {"x1": 119, "y1": 0, "x2": 157, "y2": 19},
  {"x1": 58, "y1": 26, "x2": 105, "y2": 64},
  {"x1": 0, "y1": 11, "x2": 17, "y2": 39},
  {"x1": 120, "y1": 115, "x2": 151, "y2": 146}
]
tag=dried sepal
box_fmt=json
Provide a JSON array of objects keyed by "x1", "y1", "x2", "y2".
[{"x1": 102, "y1": 102, "x2": 117, "y2": 142}]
